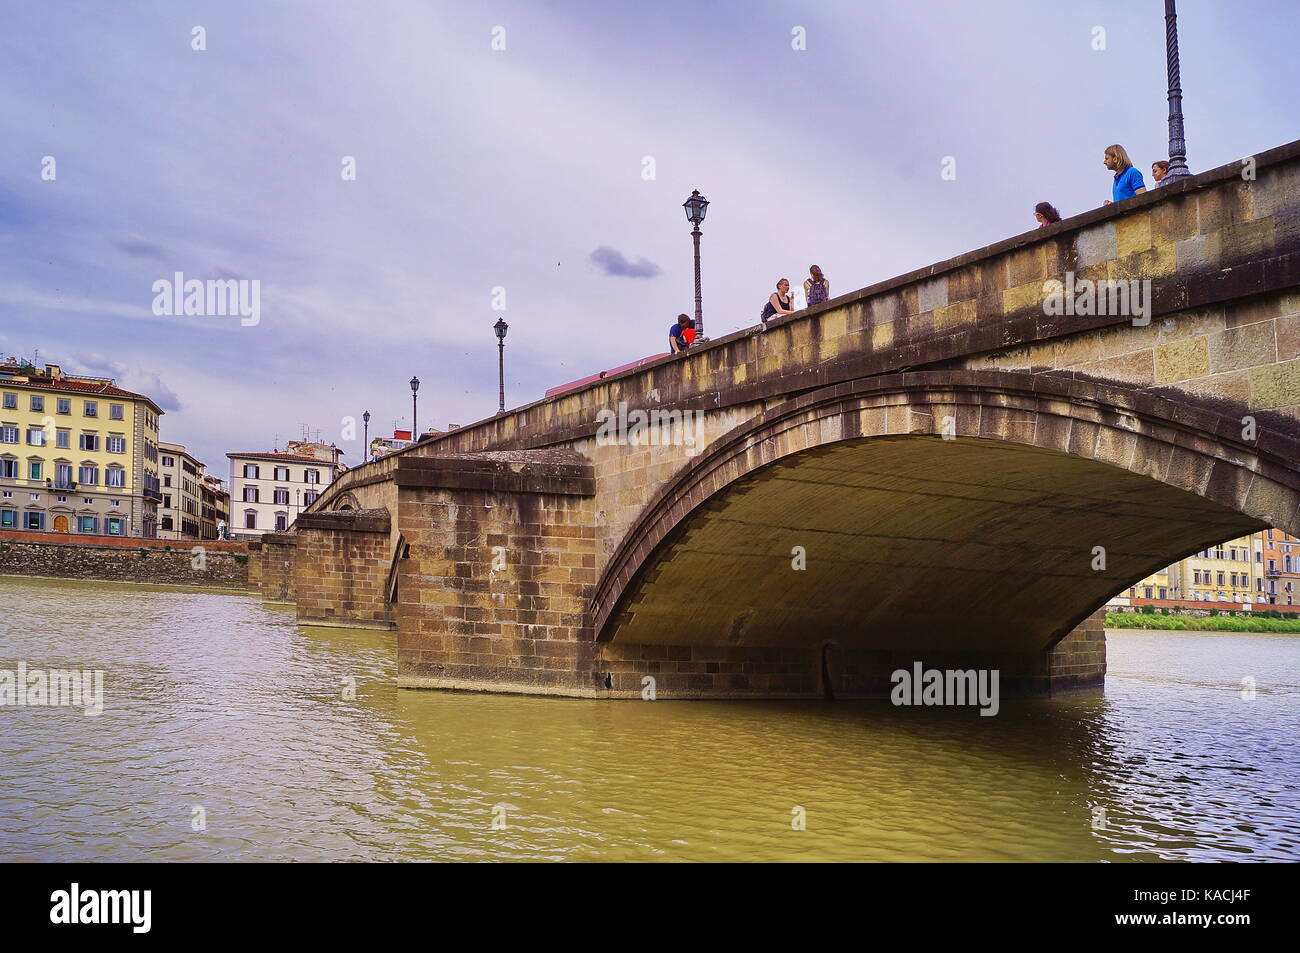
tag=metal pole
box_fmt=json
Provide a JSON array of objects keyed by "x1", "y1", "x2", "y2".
[
  {"x1": 1164, "y1": 0, "x2": 1191, "y2": 180},
  {"x1": 412, "y1": 392, "x2": 417, "y2": 438},
  {"x1": 363, "y1": 416, "x2": 369, "y2": 460},
  {"x1": 497, "y1": 340, "x2": 506, "y2": 414},
  {"x1": 691, "y1": 223, "x2": 703, "y2": 339}
]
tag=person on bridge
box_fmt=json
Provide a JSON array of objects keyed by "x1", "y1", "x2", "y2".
[
  {"x1": 669, "y1": 314, "x2": 692, "y2": 353},
  {"x1": 1151, "y1": 159, "x2": 1172, "y2": 187},
  {"x1": 1034, "y1": 202, "x2": 1062, "y2": 227},
  {"x1": 1102, "y1": 144, "x2": 1147, "y2": 205},
  {"x1": 760, "y1": 279, "x2": 797, "y2": 325},
  {"x1": 804, "y1": 265, "x2": 830, "y2": 307}
]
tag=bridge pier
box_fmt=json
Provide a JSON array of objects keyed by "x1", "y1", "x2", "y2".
[
  {"x1": 393, "y1": 451, "x2": 603, "y2": 694},
  {"x1": 290, "y1": 509, "x2": 395, "y2": 630},
  {"x1": 251, "y1": 532, "x2": 296, "y2": 605}
]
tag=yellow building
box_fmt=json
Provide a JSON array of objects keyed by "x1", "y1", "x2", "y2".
[
  {"x1": 1167, "y1": 534, "x2": 1260, "y2": 604},
  {"x1": 1130, "y1": 565, "x2": 1174, "y2": 601},
  {"x1": 0, "y1": 360, "x2": 163, "y2": 537}
]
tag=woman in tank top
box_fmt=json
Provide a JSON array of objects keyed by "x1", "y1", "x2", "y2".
[{"x1": 761, "y1": 279, "x2": 797, "y2": 325}]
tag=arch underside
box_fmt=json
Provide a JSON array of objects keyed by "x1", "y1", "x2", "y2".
[
  {"x1": 597, "y1": 372, "x2": 1299, "y2": 658},
  {"x1": 604, "y1": 435, "x2": 1265, "y2": 655}
]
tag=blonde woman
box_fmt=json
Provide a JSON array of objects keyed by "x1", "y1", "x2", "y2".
[
  {"x1": 760, "y1": 279, "x2": 797, "y2": 325},
  {"x1": 1102, "y1": 144, "x2": 1146, "y2": 205}
]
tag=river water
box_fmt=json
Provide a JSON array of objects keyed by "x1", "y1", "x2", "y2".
[{"x1": 1, "y1": 575, "x2": 1296, "y2": 862}]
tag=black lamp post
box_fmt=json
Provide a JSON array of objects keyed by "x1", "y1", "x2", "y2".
[
  {"x1": 409, "y1": 376, "x2": 420, "y2": 438},
  {"x1": 1163, "y1": 0, "x2": 1192, "y2": 180},
  {"x1": 494, "y1": 317, "x2": 508, "y2": 414},
  {"x1": 362, "y1": 410, "x2": 370, "y2": 461},
  {"x1": 683, "y1": 189, "x2": 709, "y2": 340}
]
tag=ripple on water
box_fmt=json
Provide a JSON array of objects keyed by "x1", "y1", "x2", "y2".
[{"x1": 1, "y1": 576, "x2": 1298, "y2": 861}]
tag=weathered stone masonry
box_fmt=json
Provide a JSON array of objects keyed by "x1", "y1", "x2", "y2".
[
  {"x1": 0, "y1": 531, "x2": 249, "y2": 589},
  {"x1": 253, "y1": 140, "x2": 1300, "y2": 700},
  {"x1": 395, "y1": 452, "x2": 599, "y2": 694},
  {"x1": 291, "y1": 509, "x2": 395, "y2": 629}
]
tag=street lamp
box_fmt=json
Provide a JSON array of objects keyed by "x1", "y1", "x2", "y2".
[
  {"x1": 494, "y1": 317, "x2": 508, "y2": 414},
  {"x1": 362, "y1": 410, "x2": 370, "y2": 461},
  {"x1": 683, "y1": 189, "x2": 709, "y2": 340},
  {"x1": 409, "y1": 376, "x2": 420, "y2": 439},
  {"x1": 1163, "y1": 0, "x2": 1192, "y2": 180}
]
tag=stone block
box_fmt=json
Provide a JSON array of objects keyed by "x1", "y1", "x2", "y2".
[
  {"x1": 1115, "y1": 211, "x2": 1154, "y2": 259},
  {"x1": 1154, "y1": 336, "x2": 1211, "y2": 384},
  {"x1": 1207, "y1": 322, "x2": 1277, "y2": 375},
  {"x1": 1075, "y1": 222, "x2": 1117, "y2": 268},
  {"x1": 1248, "y1": 359, "x2": 1300, "y2": 409},
  {"x1": 916, "y1": 276, "x2": 948, "y2": 314}
]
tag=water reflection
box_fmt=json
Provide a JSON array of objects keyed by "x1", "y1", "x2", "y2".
[{"x1": 1, "y1": 576, "x2": 1296, "y2": 861}]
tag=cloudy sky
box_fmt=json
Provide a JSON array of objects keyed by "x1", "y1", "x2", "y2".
[{"x1": 2, "y1": 0, "x2": 1297, "y2": 473}]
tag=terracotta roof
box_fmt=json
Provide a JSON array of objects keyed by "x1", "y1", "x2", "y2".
[
  {"x1": 5, "y1": 376, "x2": 164, "y2": 414},
  {"x1": 226, "y1": 451, "x2": 341, "y2": 465}
]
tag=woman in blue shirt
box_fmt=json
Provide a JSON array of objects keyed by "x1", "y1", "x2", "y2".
[{"x1": 1103, "y1": 144, "x2": 1146, "y2": 205}]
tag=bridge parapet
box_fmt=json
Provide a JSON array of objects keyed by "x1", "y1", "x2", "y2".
[{"x1": 368, "y1": 138, "x2": 1300, "y2": 465}]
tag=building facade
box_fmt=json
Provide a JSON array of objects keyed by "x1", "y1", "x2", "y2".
[
  {"x1": 201, "y1": 475, "x2": 230, "y2": 540},
  {"x1": 1126, "y1": 532, "x2": 1274, "y2": 606},
  {"x1": 1169, "y1": 534, "x2": 1262, "y2": 604},
  {"x1": 226, "y1": 441, "x2": 343, "y2": 536},
  {"x1": 0, "y1": 360, "x2": 163, "y2": 537},
  {"x1": 1261, "y1": 529, "x2": 1299, "y2": 605},
  {"x1": 158, "y1": 442, "x2": 205, "y2": 540}
]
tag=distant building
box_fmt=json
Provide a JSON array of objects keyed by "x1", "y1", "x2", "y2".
[
  {"x1": 1122, "y1": 531, "x2": 1279, "y2": 607},
  {"x1": 1260, "y1": 528, "x2": 1299, "y2": 605},
  {"x1": 226, "y1": 440, "x2": 344, "y2": 535},
  {"x1": 370, "y1": 429, "x2": 414, "y2": 460},
  {"x1": 157, "y1": 442, "x2": 206, "y2": 540},
  {"x1": 0, "y1": 359, "x2": 163, "y2": 537},
  {"x1": 1129, "y1": 565, "x2": 1174, "y2": 602},
  {"x1": 201, "y1": 475, "x2": 230, "y2": 540},
  {"x1": 1167, "y1": 534, "x2": 1261, "y2": 604}
]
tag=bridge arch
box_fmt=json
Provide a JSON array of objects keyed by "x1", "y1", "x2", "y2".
[
  {"x1": 592, "y1": 370, "x2": 1300, "y2": 655},
  {"x1": 330, "y1": 490, "x2": 362, "y2": 511}
]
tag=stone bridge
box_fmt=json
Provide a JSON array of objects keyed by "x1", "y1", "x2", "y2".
[{"x1": 251, "y1": 140, "x2": 1300, "y2": 699}]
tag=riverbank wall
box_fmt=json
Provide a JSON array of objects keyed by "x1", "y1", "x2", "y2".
[{"x1": 0, "y1": 530, "x2": 250, "y2": 590}]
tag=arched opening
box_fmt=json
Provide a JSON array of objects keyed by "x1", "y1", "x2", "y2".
[{"x1": 591, "y1": 372, "x2": 1300, "y2": 694}]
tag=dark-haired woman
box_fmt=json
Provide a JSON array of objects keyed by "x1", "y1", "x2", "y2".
[
  {"x1": 804, "y1": 265, "x2": 830, "y2": 307},
  {"x1": 1034, "y1": 202, "x2": 1061, "y2": 227}
]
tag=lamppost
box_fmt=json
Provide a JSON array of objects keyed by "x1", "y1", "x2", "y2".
[
  {"x1": 494, "y1": 317, "x2": 508, "y2": 414},
  {"x1": 682, "y1": 189, "x2": 709, "y2": 340},
  {"x1": 362, "y1": 410, "x2": 370, "y2": 461},
  {"x1": 410, "y1": 376, "x2": 420, "y2": 439},
  {"x1": 1163, "y1": 0, "x2": 1192, "y2": 180}
]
